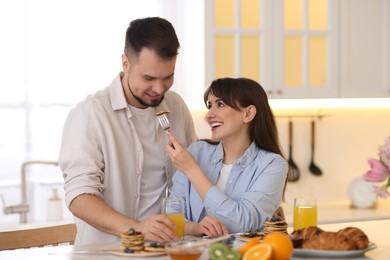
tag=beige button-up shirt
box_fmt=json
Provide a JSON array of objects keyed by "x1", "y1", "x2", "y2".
[{"x1": 59, "y1": 73, "x2": 197, "y2": 244}]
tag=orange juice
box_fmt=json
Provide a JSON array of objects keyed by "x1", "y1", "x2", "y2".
[
  {"x1": 293, "y1": 205, "x2": 317, "y2": 230},
  {"x1": 167, "y1": 212, "x2": 185, "y2": 239}
]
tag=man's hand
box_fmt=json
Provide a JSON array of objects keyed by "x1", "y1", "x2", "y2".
[{"x1": 132, "y1": 214, "x2": 178, "y2": 242}]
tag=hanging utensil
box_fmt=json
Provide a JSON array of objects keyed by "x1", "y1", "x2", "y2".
[
  {"x1": 309, "y1": 119, "x2": 323, "y2": 176},
  {"x1": 287, "y1": 120, "x2": 300, "y2": 182}
]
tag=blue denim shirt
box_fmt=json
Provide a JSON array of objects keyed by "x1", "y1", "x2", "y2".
[{"x1": 170, "y1": 141, "x2": 288, "y2": 233}]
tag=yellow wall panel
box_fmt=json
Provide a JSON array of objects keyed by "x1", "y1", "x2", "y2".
[
  {"x1": 309, "y1": 0, "x2": 327, "y2": 30},
  {"x1": 284, "y1": 0, "x2": 303, "y2": 30},
  {"x1": 215, "y1": 35, "x2": 235, "y2": 78},
  {"x1": 309, "y1": 37, "x2": 327, "y2": 87},
  {"x1": 284, "y1": 36, "x2": 302, "y2": 86},
  {"x1": 215, "y1": 0, "x2": 235, "y2": 28},
  {"x1": 240, "y1": 35, "x2": 260, "y2": 82},
  {"x1": 241, "y1": 0, "x2": 261, "y2": 29}
]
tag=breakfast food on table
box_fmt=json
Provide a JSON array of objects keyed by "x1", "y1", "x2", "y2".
[
  {"x1": 242, "y1": 243, "x2": 272, "y2": 260},
  {"x1": 238, "y1": 237, "x2": 261, "y2": 255},
  {"x1": 120, "y1": 228, "x2": 145, "y2": 252},
  {"x1": 144, "y1": 242, "x2": 166, "y2": 252},
  {"x1": 239, "y1": 216, "x2": 288, "y2": 242},
  {"x1": 263, "y1": 217, "x2": 288, "y2": 235},
  {"x1": 240, "y1": 232, "x2": 293, "y2": 260},
  {"x1": 337, "y1": 226, "x2": 370, "y2": 250},
  {"x1": 262, "y1": 232, "x2": 294, "y2": 260},
  {"x1": 209, "y1": 242, "x2": 241, "y2": 260},
  {"x1": 238, "y1": 230, "x2": 265, "y2": 242},
  {"x1": 165, "y1": 241, "x2": 205, "y2": 260},
  {"x1": 290, "y1": 226, "x2": 369, "y2": 250},
  {"x1": 291, "y1": 225, "x2": 323, "y2": 240}
]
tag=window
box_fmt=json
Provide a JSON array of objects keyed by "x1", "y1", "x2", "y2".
[{"x1": 0, "y1": 0, "x2": 204, "y2": 224}]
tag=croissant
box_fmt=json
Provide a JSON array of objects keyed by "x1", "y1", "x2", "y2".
[
  {"x1": 337, "y1": 226, "x2": 369, "y2": 250},
  {"x1": 290, "y1": 226, "x2": 369, "y2": 251},
  {"x1": 302, "y1": 231, "x2": 356, "y2": 250},
  {"x1": 291, "y1": 226, "x2": 323, "y2": 240}
]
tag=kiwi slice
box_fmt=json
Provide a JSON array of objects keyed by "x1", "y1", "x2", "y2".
[
  {"x1": 225, "y1": 250, "x2": 241, "y2": 260},
  {"x1": 209, "y1": 242, "x2": 230, "y2": 260}
]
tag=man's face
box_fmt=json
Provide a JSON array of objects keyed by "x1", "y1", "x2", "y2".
[{"x1": 122, "y1": 48, "x2": 176, "y2": 108}]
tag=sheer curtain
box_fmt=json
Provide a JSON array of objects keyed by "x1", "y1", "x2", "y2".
[{"x1": 0, "y1": 0, "x2": 204, "y2": 224}]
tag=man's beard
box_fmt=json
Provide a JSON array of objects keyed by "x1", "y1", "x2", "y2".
[{"x1": 127, "y1": 81, "x2": 164, "y2": 107}]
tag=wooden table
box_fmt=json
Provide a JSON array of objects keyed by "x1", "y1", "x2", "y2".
[{"x1": 0, "y1": 219, "x2": 389, "y2": 259}]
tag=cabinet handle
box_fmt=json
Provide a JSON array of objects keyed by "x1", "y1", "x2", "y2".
[{"x1": 277, "y1": 90, "x2": 283, "y2": 95}]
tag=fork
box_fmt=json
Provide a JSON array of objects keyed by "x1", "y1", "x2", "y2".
[{"x1": 156, "y1": 112, "x2": 171, "y2": 131}]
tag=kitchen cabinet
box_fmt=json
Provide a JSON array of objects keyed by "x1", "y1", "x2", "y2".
[
  {"x1": 206, "y1": 0, "x2": 390, "y2": 98},
  {"x1": 339, "y1": 0, "x2": 390, "y2": 98}
]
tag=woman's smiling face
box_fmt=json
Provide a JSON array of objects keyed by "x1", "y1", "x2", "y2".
[{"x1": 205, "y1": 94, "x2": 248, "y2": 142}]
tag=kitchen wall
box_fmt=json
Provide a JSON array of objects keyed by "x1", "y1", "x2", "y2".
[{"x1": 190, "y1": 106, "x2": 390, "y2": 205}]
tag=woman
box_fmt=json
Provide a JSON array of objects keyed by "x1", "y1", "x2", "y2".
[{"x1": 165, "y1": 77, "x2": 288, "y2": 237}]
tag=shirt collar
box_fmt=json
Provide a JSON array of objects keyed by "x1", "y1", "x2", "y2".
[{"x1": 214, "y1": 141, "x2": 259, "y2": 167}]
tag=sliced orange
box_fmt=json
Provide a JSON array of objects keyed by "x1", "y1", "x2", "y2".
[
  {"x1": 243, "y1": 243, "x2": 272, "y2": 260},
  {"x1": 237, "y1": 237, "x2": 261, "y2": 255}
]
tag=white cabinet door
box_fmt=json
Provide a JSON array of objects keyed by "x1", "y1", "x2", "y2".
[
  {"x1": 205, "y1": 0, "x2": 339, "y2": 99},
  {"x1": 206, "y1": 0, "x2": 390, "y2": 98},
  {"x1": 339, "y1": 0, "x2": 390, "y2": 98}
]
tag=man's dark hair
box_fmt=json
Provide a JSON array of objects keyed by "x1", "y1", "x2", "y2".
[{"x1": 124, "y1": 17, "x2": 180, "y2": 60}]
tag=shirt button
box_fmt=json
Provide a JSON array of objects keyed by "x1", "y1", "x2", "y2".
[{"x1": 228, "y1": 180, "x2": 232, "y2": 184}]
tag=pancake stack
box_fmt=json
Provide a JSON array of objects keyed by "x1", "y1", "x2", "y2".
[
  {"x1": 238, "y1": 230, "x2": 265, "y2": 242},
  {"x1": 263, "y1": 216, "x2": 288, "y2": 235},
  {"x1": 144, "y1": 242, "x2": 166, "y2": 252},
  {"x1": 120, "y1": 228, "x2": 145, "y2": 251}
]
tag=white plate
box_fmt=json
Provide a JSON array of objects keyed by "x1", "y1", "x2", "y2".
[
  {"x1": 111, "y1": 248, "x2": 166, "y2": 257},
  {"x1": 293, "y1": 242, "x2": 377, "y2": 258},
  {"x1": 348, "y1": 176, "x2": 377, "y2": 208}
]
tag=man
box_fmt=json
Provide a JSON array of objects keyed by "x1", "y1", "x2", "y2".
[{"x1": 59, "y1": 17, "x2": 197, "y2": 245}]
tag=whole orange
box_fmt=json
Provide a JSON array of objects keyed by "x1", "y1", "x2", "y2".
[{"x1": 262, "y1": 232, "x2": 293, "y2": 260}]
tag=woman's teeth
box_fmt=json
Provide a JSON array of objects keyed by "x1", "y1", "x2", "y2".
[{"x1": 210, "y1": 122, "x2": 222, "y2": 128}]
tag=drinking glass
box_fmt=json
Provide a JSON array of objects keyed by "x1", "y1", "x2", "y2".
[
  {"x1": 162, "y1": 197, "x2": 185, "y2": 240},
  {"x1": 293, "y1": 197, "x2": 317, "y2": 230}
]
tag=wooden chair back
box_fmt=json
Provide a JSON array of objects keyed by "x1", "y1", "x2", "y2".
[{"x1": 0, "y1": 223, "x2": 77, "y2": 250}]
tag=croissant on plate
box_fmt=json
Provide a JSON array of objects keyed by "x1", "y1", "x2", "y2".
[
  {"x1": 290, "y1": 226, "x2": 369, "y2": 251},
  {"x1": 337, "y1": 226, "x2": 369, "y2": 250},
  {"x1": 290, "y1": 226, "x2": 323, "y2": 240}
]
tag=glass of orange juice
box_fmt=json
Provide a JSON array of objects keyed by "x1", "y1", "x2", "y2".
[
  {"x1": 162, "y1": 197, "x2": 185, "y2": 240},
  {"x1": 293, "y1": 197, "x2": 317, "y2": 230}
]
